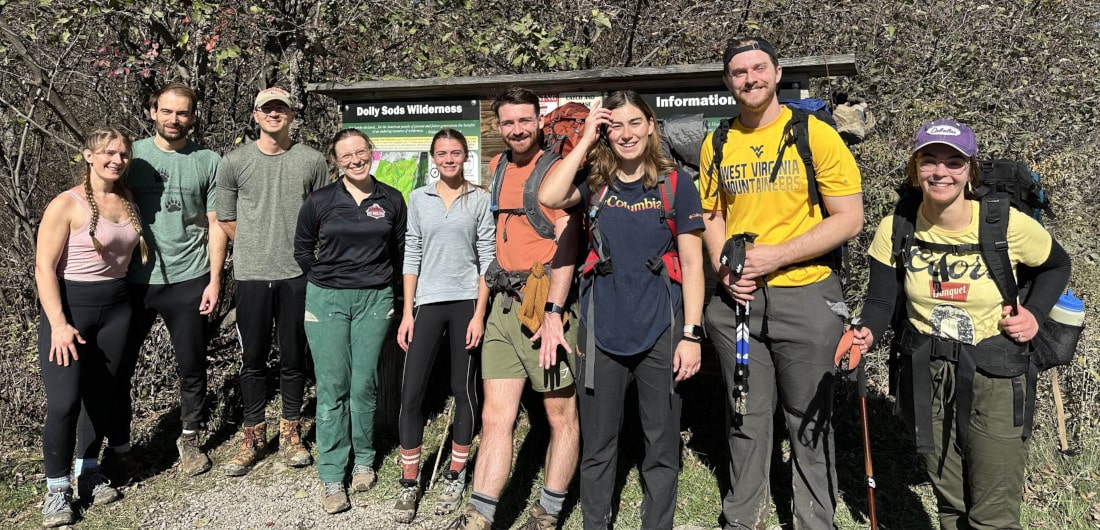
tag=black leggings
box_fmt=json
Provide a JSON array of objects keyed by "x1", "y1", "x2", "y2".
[
  {"x1": 39, "y1": 279, "x2": 130, "y2": 479},
  {"x1": 398, "y1": 300, "x2": 480, "y2": 449},
  {"x1": 112, "y1": 273, "x2": 211, "y2": 445}
]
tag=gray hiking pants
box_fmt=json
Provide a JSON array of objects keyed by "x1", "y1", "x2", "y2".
[{"x1": 705, "y1": 277, "x2": 845, "y2": 530}]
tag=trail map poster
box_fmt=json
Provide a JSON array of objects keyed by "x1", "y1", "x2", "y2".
[{"x1": 341, "y1": 98, "x2": 481, "y2": 199}]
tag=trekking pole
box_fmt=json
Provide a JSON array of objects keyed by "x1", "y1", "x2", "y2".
[
  {"x1": 835, "y1": 318, "x2": 877, "y2": 529},
  {"x1": 857, "y1": 358, "x2": 878, "y2": 530},
  {"x1": 429, "y1": 396, "x2": 455, "y2": 487},
  {"x1": 720, "y1": 233, "x2": 757, "y2": 422}
]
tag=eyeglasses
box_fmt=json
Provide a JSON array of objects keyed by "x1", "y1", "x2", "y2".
[
  {"x1": 337, "y1": 149, "x2": 372, "y2": 164},
  {"x1": 918, "y1": 158, "x2": 969, "y2": 172},
  {"x1": 254, "y1": 105, "x2": 290, "y2": 115}
]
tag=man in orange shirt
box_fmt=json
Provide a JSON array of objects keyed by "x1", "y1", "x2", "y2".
[{"x1": 445, "y1": 86, "x2": 580, "y2": 530}]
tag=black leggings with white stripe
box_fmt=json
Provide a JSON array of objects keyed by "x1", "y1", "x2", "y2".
[{"x1": 398, "y1": 300, "x2": 480, "y2": 449}]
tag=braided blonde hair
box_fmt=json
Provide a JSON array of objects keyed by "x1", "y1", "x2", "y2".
[{"x1": 81, "y1": 128, "x2": 148, "y2": 265}]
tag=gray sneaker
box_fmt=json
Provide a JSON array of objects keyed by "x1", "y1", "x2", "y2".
[
  {"x1": 77, "y1": 471, "x2": 120, "y2": 506},
  {"x1": 393, "y1": 480, "x2": 420, "y2": 523},
  {"x1": 435, "y1": 469, "x2": 466, "y2": 515},
  {"x1": 321, "y1": 481, "x2": 350, "y2": 514},
  {"x1": 41, "y1": 487, "x2": 73, "y2": 528},
  {"x1": 350, "y1": 464, "x2": 376, "y2": 493}
]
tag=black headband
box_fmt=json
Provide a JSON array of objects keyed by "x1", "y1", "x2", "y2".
[{"x1": 722, "y1": 38, "x2": 778, "y2": 66}]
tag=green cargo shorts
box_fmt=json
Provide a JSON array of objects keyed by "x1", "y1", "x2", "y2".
[{"x1": 481, "y1": 293, "x2": 577, "y2": 392}]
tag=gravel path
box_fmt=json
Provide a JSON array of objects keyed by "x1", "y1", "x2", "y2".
[{"x1": 133, "y1": 457, "x2": 455, "y2": 530}]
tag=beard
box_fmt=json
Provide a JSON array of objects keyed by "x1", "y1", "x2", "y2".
[
  {"x1": 734, "y1": 82, "x2": 777, "y2": 113},
  {"x1": 503, "y1": 132, "x2": 540, "y2": 156},
  {"x1": 156, "y1": 121, "x2": 191, "y2": 141}
]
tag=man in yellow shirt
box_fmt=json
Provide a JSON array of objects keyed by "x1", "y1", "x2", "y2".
[{"x1": 699, "y1": 37, "x2": 863, "y2": 529}]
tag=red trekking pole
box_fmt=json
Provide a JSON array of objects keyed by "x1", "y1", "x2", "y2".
[{"x1": 835, "y1": 318, "x2": 878, "y2": 529}]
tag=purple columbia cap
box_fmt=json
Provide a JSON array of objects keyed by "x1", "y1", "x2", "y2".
[{"x1": 912, "y1": 119, "x2": 977, "y2": 157}]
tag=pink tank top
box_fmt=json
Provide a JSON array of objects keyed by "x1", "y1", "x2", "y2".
[{"x1": 57, "y1": 190, "x2": 140, "y2": 281}]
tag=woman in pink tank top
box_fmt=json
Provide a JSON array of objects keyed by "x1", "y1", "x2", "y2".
[{"x1": 33, "y1": 128, "x2": 148, "y2": 527}]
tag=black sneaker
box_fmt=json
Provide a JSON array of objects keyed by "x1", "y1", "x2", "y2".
[{"x1": 77, "y1": 471, "x2": 121, "y2": 506}]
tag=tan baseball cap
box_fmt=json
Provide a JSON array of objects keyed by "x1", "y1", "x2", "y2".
[{"x1": 254, "y1": 87, "x2": 293, "y2": 109}]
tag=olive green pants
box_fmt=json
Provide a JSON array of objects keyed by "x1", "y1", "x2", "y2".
[{"x1": 909, "y1": 358, "x2": 1028, "y2": 530}]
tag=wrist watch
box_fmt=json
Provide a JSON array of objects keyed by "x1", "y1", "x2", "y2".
[
  {"x1": 683, "y1": 324, "x2": 704, "y2": 338},
  {"x1": 544, "y1": 302, "x2": 566, "y2": 316}
]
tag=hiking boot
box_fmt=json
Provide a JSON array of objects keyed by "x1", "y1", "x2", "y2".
[
  {"x1": 517, "y1": 502, "x2": 558, "y2": 530},
  {"x1": 434, "y1": 469, "x2": 466, "y2": 515},
  {"x1": 442, "y1": 503, "x2": 491, "y2": 530},
  {"x1": 278, "y1": 418, "x2": 313, "y2": 467},
  {"x1": 321, "y1": 481, "x2": 350, "y2": 514},
  {"x1": 76, "y1": 471, "x2": 121, "y2": 506},
  {"x1": 223, "y1": 422, "x2": 267, "y2": 477},
  {"x1": 392, "y1": 479, "x2": 420, "y2": 523},
  {"x1": 176, "y1": 432, "x2": 212, "y2": 477},
  {"x1": 99, "y1": 448, "x2": 134, "y2": 484},
  {"x1": 350, "y1": 464, "x2": 376, "y2": 493},
  {"x1": 41, "y1": 487, "x2": 73, "y2": 528}
]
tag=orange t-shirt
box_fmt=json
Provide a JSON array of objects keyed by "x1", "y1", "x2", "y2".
[{"x1": 489, "y1": 150, "x2": 569, "y2": 272}]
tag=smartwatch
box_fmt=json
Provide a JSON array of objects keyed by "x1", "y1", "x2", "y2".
[
  {"x1": 544, "y1": 302, "x2": 566, "y2": 316},
  {"x1": 683, "y1": 324, "x2": 704, "y2": 339}
]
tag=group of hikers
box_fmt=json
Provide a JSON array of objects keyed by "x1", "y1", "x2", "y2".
[{"x1": 34, "y1": 36, "x2": 1071, "y2": 530}]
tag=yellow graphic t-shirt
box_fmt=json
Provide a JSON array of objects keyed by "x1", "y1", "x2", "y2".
[
  {"x1": 699, "y1": 106, "x2": 862, "y2": 286},
  {"x1": 867, "y1": 202, "x2": 1053, "y2": 345}
]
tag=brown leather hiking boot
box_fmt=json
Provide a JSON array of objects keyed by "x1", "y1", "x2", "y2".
[
  {"x1": 176, "y1": 432, "x2": 212, "y2": 477},
  {"x1": 223, "y1": 422, "x2": 267, "y2": 477},
  {"x1": 442, "y1": 504, "x2": 491, "y2": 530},
  {"x1": 278, "y1": 418, "x2": 313, "y2": 467},
  {"x1": 517, "y1": 502, "x2": 558, "y2": 530}
]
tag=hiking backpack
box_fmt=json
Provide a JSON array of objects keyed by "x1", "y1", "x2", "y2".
[
  {"x1": 579, "y1": 170, "x2": 683, "y2": 390},
  {"x1": 488, "y1": 102, "x2": 592, "y2": 240},
  {"x1": 708, "y1": 98, "x2": 848, "y2": 271},
  {"x1": 709, "y1": 98, "x2": 837, "y2": 218},
  {"x1": 581, "y1": 170, "x2": 681, "y2": 282},
  {"x1": 887, "y1": 164, "x2": 1058, "y2": 452},
  {"x1": 542, "y1": 102, "x2": 589, "y2": 158},
  {"x1": 889, "y1": 158, "x2": 1055, "y2": 319}
]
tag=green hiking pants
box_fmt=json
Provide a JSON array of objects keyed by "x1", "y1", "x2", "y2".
[
  {"x1": 303, "y1": 283, "x2": 393, "y2": 483},
  {"x1": 906, "y1": 358, "x2": 1028, "y2": 530}
]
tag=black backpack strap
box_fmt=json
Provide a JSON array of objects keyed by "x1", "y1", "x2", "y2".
[
  {"x1": 976, "y1": 193, "x2": 1019, "y2": 310},
  {"x1": 703, "y1": 117, "x2": 736, "y2": 203},
  {"x1": 768, "y1": 110, "x2": 825, "y2": 219},
  {"x1": 888, "y1": 190, "x2": 921, "y2": 403}
]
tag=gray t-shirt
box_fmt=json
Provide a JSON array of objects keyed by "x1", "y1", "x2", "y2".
[
  {"x1": 403, "y1": 184, "x2": 495, "y2": 306},
  {"x1": 216, "y1": 142, "x2": 328, "y2": 281},
  {"x1": 126, "y1": 137, "x2": 221, "y2": 285}
]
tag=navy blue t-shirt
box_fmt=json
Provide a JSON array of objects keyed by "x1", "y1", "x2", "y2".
[{"x1": 579, "y1": 170, "x2": 704, "y2": 355}]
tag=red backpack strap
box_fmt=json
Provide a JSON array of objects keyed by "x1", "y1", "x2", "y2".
[{"x1": 659, "y1": 170, "x2": 678, "y2": 239}]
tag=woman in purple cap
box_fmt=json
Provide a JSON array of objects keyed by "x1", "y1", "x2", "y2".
[{"x1": 851, "y1": 119, "x2": 1070, "y2": 528}]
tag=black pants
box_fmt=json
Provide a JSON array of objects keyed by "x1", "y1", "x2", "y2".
[
  {"x1": 398, "y1": 300, "x2": 480, "y2": 449},
  {"x1": 40, "y1": 279, "x2": 130, "y2": 479},
  {"x1": 577, "y1": 322, "x2": 682, "y2": 530},
  {"x1": 236, "y1": 277, "x2": 308, "y2": 425},
  {"x1": 111, "y1": 273, "x2": 210, "y2": 444}
]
